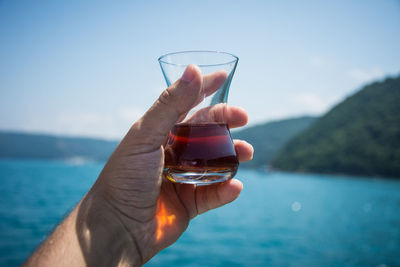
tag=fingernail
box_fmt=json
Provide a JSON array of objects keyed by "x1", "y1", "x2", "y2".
[{"x1": 181, "y1": 65, "x2": 195, "y2": 83}]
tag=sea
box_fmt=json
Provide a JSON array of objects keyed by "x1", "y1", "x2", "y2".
[{"x1": 0, "y1": 159, "x2": 399, "y2": 267}]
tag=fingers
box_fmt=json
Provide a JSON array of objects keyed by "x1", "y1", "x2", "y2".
[
  {"x1": 116, "y1": 65, "x2": 246, "y2": 157},
  {"x1": 188, "y1": 104, "x2": 248, "y2": 128},
  {"x1": 187, "y1": 71, "x2": 229, "y2": 114},
  {"x1": 234, "y1": 139, "x2": 254, "y2": 162},
  {"x1": 196, "y1": 179, "x2": 243, "y2": 215},
  {"x1": 202, "y1": 71, "x2": 228, "y2": 97},
  {"x1": 218, "y1": 105, "x2": 248, "y2": 128},
  {"x1": 119, "y1": 65, "x2": 203, "y2": 154}
]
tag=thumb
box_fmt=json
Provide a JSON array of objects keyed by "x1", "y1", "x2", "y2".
[{"x1": 120, "y1": 64, "x2": 203, "y2": 154}]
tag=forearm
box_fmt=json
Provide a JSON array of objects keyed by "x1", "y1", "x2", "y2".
[
  {"x1": 24, "y1": 202, "x2": 86, "y2": 266},
  {"x1": 24, "y1": 191, "x2": 144, "y2": 267}
]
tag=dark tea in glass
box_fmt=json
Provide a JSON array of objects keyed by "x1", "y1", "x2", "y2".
[
  {"x1": 164, "y1": 123, "x2": 238, "y2": 184},
  {"x1": 159, "y1": 51, "x2": 239, "y2": 184}
]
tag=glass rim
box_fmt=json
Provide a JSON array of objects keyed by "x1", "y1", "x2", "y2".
[{"x1": 158, "y1": 50, "x2": 239, "y2": 67}]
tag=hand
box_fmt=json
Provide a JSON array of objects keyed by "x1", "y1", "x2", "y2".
[{"x1": 25, "y1": 65, "x2": 253, "y2": 267}]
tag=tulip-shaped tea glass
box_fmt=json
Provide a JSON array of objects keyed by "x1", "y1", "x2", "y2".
[{"x1": 159, "y1": 51, "x2": 239, "y2": 185}]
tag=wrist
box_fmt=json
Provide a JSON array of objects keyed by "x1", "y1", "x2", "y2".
[{"x1": 77, "y1": 189, "x2": 146, "y2": 266}]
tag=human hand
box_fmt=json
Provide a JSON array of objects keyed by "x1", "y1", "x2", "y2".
[{"x1": 26, "y1": 65, "x2": 253, "y2": 267}]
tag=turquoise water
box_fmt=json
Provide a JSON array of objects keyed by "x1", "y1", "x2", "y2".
[{"x1": 0, "y1": 159, "x2": 399, "y2": 266}]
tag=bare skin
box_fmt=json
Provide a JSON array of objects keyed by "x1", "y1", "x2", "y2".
[{"x1": 25, "y1": 65, "x2": 254, "y2": 267}]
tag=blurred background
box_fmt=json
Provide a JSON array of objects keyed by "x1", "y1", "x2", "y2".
[{"x1": 0, "y1": 1, "x2": 399, "y2": 266}]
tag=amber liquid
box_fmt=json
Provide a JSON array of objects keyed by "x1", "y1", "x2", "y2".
[{"x1": 164, "y1": 123, "x2": 239, "y2": 184}]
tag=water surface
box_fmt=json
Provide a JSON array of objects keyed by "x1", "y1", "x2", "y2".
[{"x1": 0, "y1": 159, "x2": 399, "y2": 266}]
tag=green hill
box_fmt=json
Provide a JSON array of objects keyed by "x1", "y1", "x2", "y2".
[
  {"x1": 232, "y1": 116, "x2": 317, "y2": 168},
  {"x1": 0, "y1": 132, "x2": 117, "y2": 161},
  {"x1": 271, "y1": 76, "x2": 400, "y2": 178}
]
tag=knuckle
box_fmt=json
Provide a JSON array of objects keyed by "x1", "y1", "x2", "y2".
[
  {"x1": 158, "y1": 88, "x2": 182, "y2": 116},
  {"x1": 158, "y1": 88, "x2": 174, "y2": 106}
]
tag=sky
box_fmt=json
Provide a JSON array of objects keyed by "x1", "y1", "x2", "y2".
[{"x1": 1, "y1": 0, "x2": 399, "y2": 139}]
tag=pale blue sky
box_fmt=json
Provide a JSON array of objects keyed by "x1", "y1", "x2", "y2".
[{"x1": 1, "y1": 0, "x2": 399, "y2": 139}]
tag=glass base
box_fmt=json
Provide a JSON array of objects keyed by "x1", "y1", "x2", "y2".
[{"x1": 164, "y1": 166, "x2": 237, "y2": 185}]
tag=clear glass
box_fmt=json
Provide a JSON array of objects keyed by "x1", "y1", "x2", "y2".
[{"x1": 159, "y1": 51, "x2": 239, "y2": 185}]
